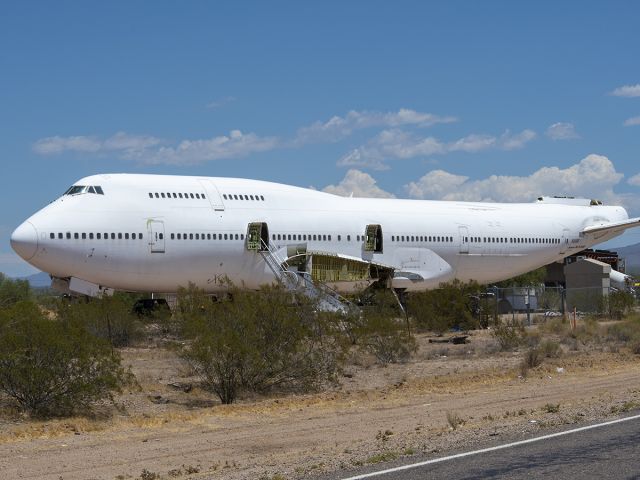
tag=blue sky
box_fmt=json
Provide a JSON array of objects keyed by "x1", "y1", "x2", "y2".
[{"x1": 2, "y1": 1, "x2": 640, "y2": 276}]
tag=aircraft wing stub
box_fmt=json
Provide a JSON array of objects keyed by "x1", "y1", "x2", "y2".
[{"x1": 582, "y1": 217, "x2": 640, "y2": 235}]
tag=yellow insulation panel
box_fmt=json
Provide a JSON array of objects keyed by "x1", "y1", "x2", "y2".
[{"x1": 311, "y1": 254, "x2": 370, "y2": 282}]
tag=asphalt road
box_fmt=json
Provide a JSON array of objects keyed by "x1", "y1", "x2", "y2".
[{"x1": 321, "y1": 413, "x2": 640, "y2": 480}]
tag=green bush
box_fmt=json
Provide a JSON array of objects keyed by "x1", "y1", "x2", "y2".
[
  {"x1": 357, "y1": 290, "x2": 416, "y2": 364},
  {"x1": 606, "y1": 315, "x2": 640, "y2": 349},
  {"x1": 361, "y1": 316, "x2": 416, "y2": 364},
  {"x1": 0, "y1": 272, "x2": 31, "y2": 307},
  {"x1": 407, "y1": 280, "x2": 481, "y2": 333},
  {"x1": 493, "y1": 319, "x2": 526, "y2": 351},
  {"x1": 539, "y1": 339, "x2": 562, "y2": 358},
  {"x1": 604, "y1": 291, "x2": 636, "y2": 319},
  {"x1": 523, "y1": 347, "x2": 543, "y2": 369},
  {"x1": 181, "y1": 284, "x2": 345, "y2": 404},
  {"x1": 55, "y1": 294, "x2": 143, "y2": 347},
  {"x1": 0, "y1": 301, "x2": 133, "y2": 416}
]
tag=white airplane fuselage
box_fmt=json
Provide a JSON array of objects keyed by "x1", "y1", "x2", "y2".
[{"x1": 10, "y1": 173, "x2": 634, "y2": 294}]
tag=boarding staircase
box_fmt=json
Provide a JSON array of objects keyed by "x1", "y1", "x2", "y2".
[{"x1": 259, "y1": 240, "x2": 355, "y2": 314}]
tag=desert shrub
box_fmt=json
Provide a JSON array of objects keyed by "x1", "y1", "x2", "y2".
[
  {"x1": 446, "y1": 411, "x2": 464, "y2": 430},
  {"x1": 540, "y1": 317, "x2": 569, "y2": 335},
  {"x1": 606, "y1": 316, "x2": 640, "y2": 348},
  {"x1": 55, "y1": 294, "x2": 143, "y2": 347},
  {"x1": 360, "y1": 312, "x2": 416, "y2": 364},
  {"x1": 407, "y1": 280, "x2": 481, "y2": 333},
  {"x1": 0, "y1": 301, "x2": 133, "y2": 416},
  {"x1": 0, "y1": 272, "x2": 31, "y2": 307},
  {"x1": 573, "y1": 317, "x2": 603, "y2": 344},
  {"x1": 353, "y1": 289, "x2": 416, "y2": 364},
  {"x1": 600, "y1": 291, "x2": 636, "y2": 319},
  {"x1": 525, "y1": 330, "x2": 541, "y2": 348},
  {"x1": 337, "y1": 309, "x2": 369, "y2": 345},
  {"x1": 492, "y1": 319, "x2": 526, "y2": 351},
  {"x1": 539, "y1": 339, "x2": 562, "y2": 358},
  {"x1": 181, "y1": 284, "x2": 345, "y2": 404},
  {"x1": 537, "y1": 288, "x2": 562, "y2": 312},
  {"x1": 523, "y1": 347, "x2": 543, "y2": 369},
  {"x1": 519, "y1": 346, "x2": 544, "y2": 378}
]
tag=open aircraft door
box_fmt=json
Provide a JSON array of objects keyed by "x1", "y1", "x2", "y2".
[
  {"x1": 246, "y1": 222, "x2": 269, "y2": 251},
  {"x1": 364, "y1": 224, "x2": 383, "y2": 253}
]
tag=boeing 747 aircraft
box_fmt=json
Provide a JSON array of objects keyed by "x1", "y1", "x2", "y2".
[{"x1": 9, "y1": 174, "x2": 640, "y2": 298}]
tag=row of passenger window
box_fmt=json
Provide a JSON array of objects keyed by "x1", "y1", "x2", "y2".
[
  {"x1": 50, "y1": 232, "x2": 144, "y2": 240},
  {"x1": 271, "y1": 233, "x2": 378, "y2": 242},
  {"x1": 170, "y1": 232, "x2": 245, "y2": 241},
  {"x1": 391, "y1": 235, "x2": 453, "y2": 243},
  {"x1": 149, "y1": 192, "x2": 206, "y2": 199},
  {"x1": 223, "y1": 193, "x2": 265, "y2": 201},
  {"x1": 464, "y1": 236, "x2": 560, "y2": 244}
]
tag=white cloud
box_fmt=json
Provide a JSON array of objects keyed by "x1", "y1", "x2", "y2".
[
  {"x1": 322, "y1": 169, "x2": 395, "y2": 198},
  {"x1": 629, "y1": 173, "x2": 640, "y2": 187},
  {"x1": 623, "y1": 116, "x2": 640, "y2": 126},
  {"x1": 448, "y1": 134, "x2": 496, "y2": 153},
  {"x1": 405, "y1": 154, "x2": 625, "y2": 205},
  {"x1": 404, "y1": 170, "x2": 468, "y2": 199},
  {"x1": 338, "y1": 128, "x2": 536, "y2": 170},
  {"x1": 206, "y1": 96, "x2": 236, "y2": 109},
  {"x1": 338, "y1": 129, "x2": 445, "y2": 170},
  {"x1": 133, "y1": 130, "x2": 279, "y2": 165},
  {"x1": 33, "y1": 132, "x2": 163, "y2": 156},
  {"x1": 294, "y1": 108, "x2": 456, "y2": 145},
  {"x1": 33, "y1": 131, "x2": 277, "y2": 165},
  {"x1": 33, "y1": 135, "x2": 102, "y2": 154},
  {"x1": 610, "y1": 84, "x2": 640, "y2": 97},
  {"x1": 499, "y1": 129, "x2": 537, "y2": 150},
  {"x1": 32, "y1": 108, "x2": 455, "y2": 166},
  {"x1": 546, "y1": 122, "x2": 580, "y2": 140}
]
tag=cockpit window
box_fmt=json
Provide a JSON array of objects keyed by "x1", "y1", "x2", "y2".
[
  {"x1": 63, "y1": 185, "x2": 105, "y2": 196},
  {"x1": 64, "y1": 185, "x2": 87, "y2": 195}
]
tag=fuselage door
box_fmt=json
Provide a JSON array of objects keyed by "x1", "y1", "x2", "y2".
[
  {"x1": 198, "y1": 179, "x2": 225, "y2": 211},
  {"x1": 559, "y1": 228, "x2": 570, "y2": 254},
  {"x1": 458, "y1": 226, "x2": 469, "y2": 254},
  {"x1": 148, "y1": 220, "x2": 165, "y2": 253},
  {"x1": 247, "y1": 222, "x2": 269, "y2": 251},
  {"x1": 364, "y1": 224, "x2": 383, "y2": 253}
]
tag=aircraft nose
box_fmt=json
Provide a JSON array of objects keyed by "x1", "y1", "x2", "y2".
[{"x1": 10, "y1": 221, "x2": 38, "y2": 261}]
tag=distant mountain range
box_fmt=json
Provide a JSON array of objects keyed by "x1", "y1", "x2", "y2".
[
  {"x1": 615, "y1": 242, "x2": 640, "y2": 275},
  {"x1": 17, "y1": 271, "x2": 51, "y2": 288}
]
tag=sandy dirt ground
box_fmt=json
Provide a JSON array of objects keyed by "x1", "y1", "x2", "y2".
[{"x1": 1, "y1": 330, "x2": 640, "y2": 480}]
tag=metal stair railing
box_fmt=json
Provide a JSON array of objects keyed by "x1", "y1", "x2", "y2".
[{"x1": 259, "y1": 240, "x2": 354, "y2": 314}]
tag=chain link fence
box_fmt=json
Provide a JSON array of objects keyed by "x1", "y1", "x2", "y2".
[{"x1": 476, "y1": 285, "x2": 637, "y2": 326}]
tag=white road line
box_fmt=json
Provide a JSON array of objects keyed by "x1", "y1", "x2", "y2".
[{"x1": 340, "y1": 413, "x2": 640, "y2": 480}]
